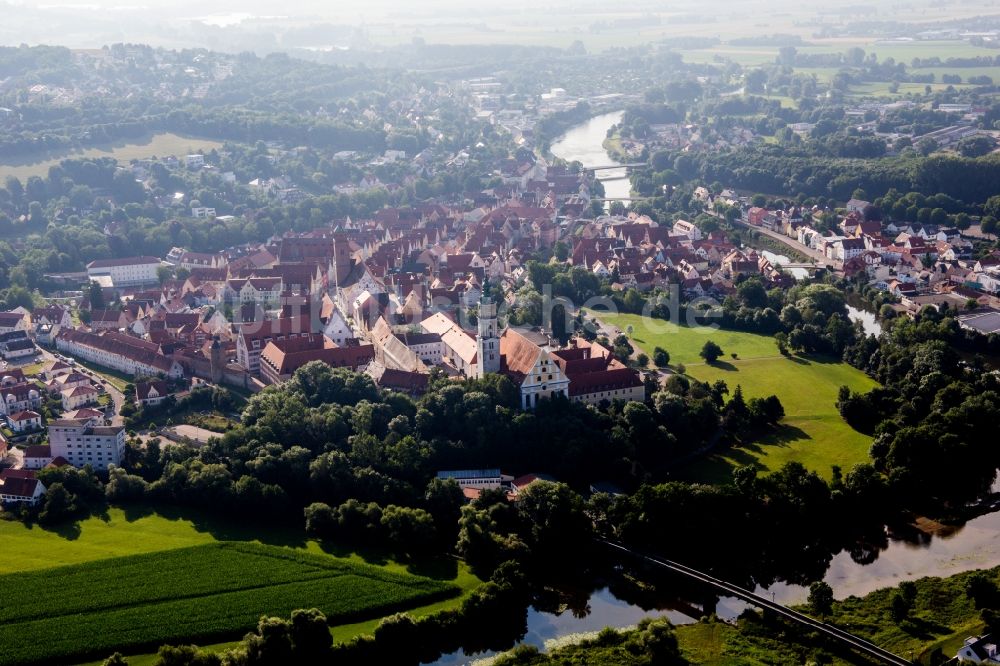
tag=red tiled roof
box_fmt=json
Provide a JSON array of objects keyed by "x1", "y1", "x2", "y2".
[
  {"x1": 24, "y1": 445, "x2": 51, "y2": 458},
  {"x1": 0, "y1": 476, "x2": 41, "y2": 498}
]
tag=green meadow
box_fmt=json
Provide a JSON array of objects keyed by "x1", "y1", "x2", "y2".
[
  {"x1": 598, "y1": 313, "x2": 878, "y2": 482},
  {"x1": 0, "y1": 507, "x2": 481, "y2": 665}
]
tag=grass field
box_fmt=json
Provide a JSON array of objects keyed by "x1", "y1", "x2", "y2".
[
  {"x1": 74, "y1": 357, "x2": 132, "y2": 392},
  {"x1": 0, "y1": 542, "x2": 457, "y2": 665},
  {"x1": 0, "y1": 133, "x2": 224, "y2": 181},
  {"x1": 597, "y1": 313, "x2": 877, "y2": 481},
  {"x1": 0, "y1": 507, "x2": 480, "y2": 665}
]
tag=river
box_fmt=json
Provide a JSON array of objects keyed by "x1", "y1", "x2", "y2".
[{"x1": 549, "y1": 111, "x2": 630, "y2": 207}]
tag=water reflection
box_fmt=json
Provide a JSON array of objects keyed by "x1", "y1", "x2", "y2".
[
  {"x1": 846, "y1": 304, "x2": 883, "y2": 338},
  {"x1": 428, "y1": 498, "x2": 1000, "y2": 664}
]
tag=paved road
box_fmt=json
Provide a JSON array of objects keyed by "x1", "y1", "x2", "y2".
[
  {"x1": 601, "y1": 540, "x2": 911, "y2": 666},
  {"x1": 36, "y1": 347, "x2": 125, "y2": 425},
  {"x1": 735, "y1": 221, "x2": 844, "y2": 272}
]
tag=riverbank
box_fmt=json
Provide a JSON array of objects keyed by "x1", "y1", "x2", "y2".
[
  {"x1": 481, "y1": 565, "x2": 996, "y2": 665},
  {"x1": 602, "y1": 129, "x2": 628, "y2": 162},
  {"x1": 678, "y1": 565, "x2": 994, "y2": 664}
]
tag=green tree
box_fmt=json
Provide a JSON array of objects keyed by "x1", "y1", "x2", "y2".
[
  {"x1": 243, "y1": 616, "x2": 293, "y2": 664},
  {"x1": 699, "y1": 340, "x2": 723, "y2": 364},
  {"x1": 890, "y1": 591, "x2": 911, "y2": 622},
  {"x1": 808, "y1": 581, "x2": 834, "y2": 616},
  {"x1": 289, "y1": 608, "x2": 332, "y2": 659},
  {"x1": 88, "y1": 280, "x2": 105, "y2": 309},
  {"x1": 653, "y1": 347, "x2": 670, "y2": 367},
  {"x1": 982, "y1": 216, "x2": 998, "y2": 236},
  {"x1": 38, "y1": 482, "x2": 77, "y2": 524},
  {"x1": 516, "y1": 481, "x2": 592, "y2": 565}
]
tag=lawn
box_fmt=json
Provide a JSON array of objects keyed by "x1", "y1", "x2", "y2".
[
  {"x1": 73, "y1": 357, "x2": 132, "y2": 392},
  {"x1": 0, "y1": 132, "x2": 224, "y2": 181},
  {"x1": 0, "y1": 542, "x2": 458, "y2": 665},
  {"x1": 597, "y1": 313, "x2": 878, "y2": 481}
]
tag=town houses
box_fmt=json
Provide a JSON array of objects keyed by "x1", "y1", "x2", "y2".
[{"x1": 12, "y1": 153, "x2": 674, "y2": 407}]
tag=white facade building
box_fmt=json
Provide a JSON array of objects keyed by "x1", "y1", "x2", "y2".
[
  {"x1": 48, "y1": 419, "x2": 127, "y2": 471},
  {"x1": 86, "y1": 256, "x2": 161, "y2": 288}
]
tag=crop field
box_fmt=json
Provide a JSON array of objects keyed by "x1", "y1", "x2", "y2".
[
  {"x1": 0, "y1": 132, "x2": 224, "y2": 181},
  {"x1": 597, "y1": 313, "x2": 877, "y2": 481},
  {"x1": 0, "y1": 542, "x2": 458, "y2": 666}
]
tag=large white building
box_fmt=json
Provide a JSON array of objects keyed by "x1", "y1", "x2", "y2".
[
  {"x1": 56, "y1": 330, "x2": 184, "y2": 379},
  {"x1": 48, "y1": 418, "x2": 126, "y2": 471},
  {"x1": 86, "y1": 256, "x2": 161, "y2": 288}
]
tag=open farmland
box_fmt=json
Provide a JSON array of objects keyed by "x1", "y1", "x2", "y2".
[
  {"x1": 0, "y1": 542, "x2": 458, "y2": 666},
  {"x1": 0, "y1": 132, "x2": 224, "y2": 181},
  {"x1": 597, "y1": 313, "x2": 877, "y2": 481}
]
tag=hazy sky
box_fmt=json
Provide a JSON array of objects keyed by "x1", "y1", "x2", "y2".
[{"x1": 3, "y1": 0, "x2": 998, "y2": 52}]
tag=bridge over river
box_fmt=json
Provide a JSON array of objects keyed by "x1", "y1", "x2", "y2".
[{"x1": 601, "y1": 540, "x2": 912, "y2": 666}]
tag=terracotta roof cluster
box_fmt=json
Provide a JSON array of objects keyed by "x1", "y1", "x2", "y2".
[
  {"x1": 551, "y1": 340, "x2": 643, "y2": 397},
  {"x1": 260, "y1": 334, "x2": 374, "y2": 379}
]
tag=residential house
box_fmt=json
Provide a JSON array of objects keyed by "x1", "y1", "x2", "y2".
[
  {"x1": 23, "y1": 444, "x2": 53, "y2": 469},
  {"x1": 0, "y1": 311, "x2": 27, "y2": 334},
  {"x1": 672, "y1": 219, "x2": 703, "y2": 241},
  {"x1": 846, "y1": 198, "x2": 871, "y2": 214},
  {"x1": 421, "y1": 312, "x2": 478, "y2": 376},
  {"x1": 366, "y1": 364, "x2": 429, "y2": 395},
  {"x1": 90, "y1": 309, "x2": 131, "y2": 331},
  {"x1": 510, "y1": 473, "x2": 557, "y2": 496},
  {"x1": 0, "y1": 383, "x2": 42, "y2": 417},
  {"x1": 61, "y1": 385, "x2": 99, "y2": 411},
  {"x1": 0, "y1": 473, "x2": 46, "y2": 505},
  {"x1": 0, "y1": 331, "x2": 35, "y2": 359},
  {"x1": 958, "y1": 635, "x2": 1000, "y2": 664},
  {"x1": 8, "y1": 410, "x2": 41, "y2": 433},
  {"x1": 135, "y1": 380, "x2": 173, "y2": 408},
  {"x1": 46, "y1": 371, "x2": 91, "y2": 395},
  {"x1": 396, "y1": 332, "x2": 444, "y2": 364},
  {"x1": 225, "y1": 277, "x2": 283, "y2": 306}
]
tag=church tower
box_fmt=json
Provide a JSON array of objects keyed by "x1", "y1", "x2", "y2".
[{"x1": 476, "y1": 279, "x2": 500, "y2": 377}]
